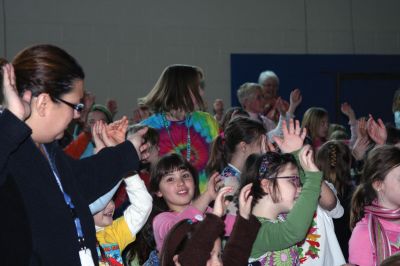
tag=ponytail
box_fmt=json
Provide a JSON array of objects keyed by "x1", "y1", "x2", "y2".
[
  {"x1": 316, "y1": 140, "x2": 351, "y2": 197},
  {"x1": 350, "y1": 183, "x2": 376, "y2": 229},
  {"x1": 206, "y1": 117, "x2": 265, "y2": 175},
  {"x1": 206, "y1": 135, "x2": 227, "y2": 174},
  {"x1": 350, "y1": 145, "x2": 400, "y2": 229}
]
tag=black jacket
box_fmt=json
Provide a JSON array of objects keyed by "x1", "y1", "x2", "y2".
[{"x1": 0, "y1": 109, "x2": 140, "y2": 265}]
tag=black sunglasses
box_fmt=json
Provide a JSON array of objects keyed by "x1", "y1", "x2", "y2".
[{"x1": 54, "y1": 97, "x2": 85, "y2": 113}]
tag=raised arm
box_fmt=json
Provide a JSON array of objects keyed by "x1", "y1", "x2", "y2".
[
  {"x1": 65, "y1": 120, "x2": 149, "y2": 204},
  {"x1": 251, "y1": 145, "x2": 322, "y2": 256},
  {"x1": 0, "y1": 64, "x2": 32, "y2": 184},
  {"x1": 123, "y1": 174, "x2": 153, "y2": 236}
]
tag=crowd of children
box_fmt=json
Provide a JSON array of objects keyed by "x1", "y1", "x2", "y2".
[{"x1": 2, "y1": 44, "x2": 400, "y2": 266}]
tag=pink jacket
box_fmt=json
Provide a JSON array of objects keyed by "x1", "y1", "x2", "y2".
[
  {"x1": 349, "y1": 216, "x2": 400, "y2": 266},
  {"x1": 153, "y1": 205, "x2": 236, "y2": 252}
]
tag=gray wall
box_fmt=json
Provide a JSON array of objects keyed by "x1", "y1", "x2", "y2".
[{"x1": 1, "y1": 0, "x2": 400, "y2": 117}]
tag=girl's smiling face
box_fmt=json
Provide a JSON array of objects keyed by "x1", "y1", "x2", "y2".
[{"x1": 156, "y1": 169, "x2": 196, "y2": 212}]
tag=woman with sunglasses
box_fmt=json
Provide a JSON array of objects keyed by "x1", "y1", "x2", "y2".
[{"x1": 0, "y1": 45, "x2": 148, "y2": 266}]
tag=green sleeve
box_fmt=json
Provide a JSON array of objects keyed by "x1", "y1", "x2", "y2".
[
  {"x1": 289, "y1": 149, "x2": 307, "y2": 184},
  {"x1": 250, "y1": 171, "x2": 322, "y2": 258}
]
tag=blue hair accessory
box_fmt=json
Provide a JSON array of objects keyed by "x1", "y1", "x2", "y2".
[{"x1": 258, "y1": 155, "x2": 270, "y2": 179}]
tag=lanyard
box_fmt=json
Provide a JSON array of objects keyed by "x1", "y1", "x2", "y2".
[{"x1": 41, "y1": 144, "x2": 86, "y2": 246}]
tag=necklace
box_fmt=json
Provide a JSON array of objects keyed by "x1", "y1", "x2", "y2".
[{"x1": 161, "y1": 112, "x2": 191, "y2": 162}]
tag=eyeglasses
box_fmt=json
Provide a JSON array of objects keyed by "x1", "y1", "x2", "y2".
[
  {"x1": 276, "y1": 175, "x2": 301, "y2": 187},
  {"x1": 54, "y1": 97, "x2": 85, "y2": 113}
]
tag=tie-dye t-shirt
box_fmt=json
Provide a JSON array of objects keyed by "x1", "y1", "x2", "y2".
[{"x1": 141, "y1": 111, "x2": 219, "y2": 192}]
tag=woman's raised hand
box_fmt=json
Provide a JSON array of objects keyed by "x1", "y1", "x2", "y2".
[
  {"x1": 273, "y1": 119, "x2": 306, "y2": 153},
  {"x1": 126, "y1": 126, "x2": 150, "y2": 161},
  {"x1": 2, "y1": 64, "x2": 32, "y2": 120}
]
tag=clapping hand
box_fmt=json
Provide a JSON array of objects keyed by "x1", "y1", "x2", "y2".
[
  {"x1": 92, "y1": 120, "x2": 118, "y2": 153},
  {"x1": 357, "y1": 118, "x2": 368, "y2": 139},
  {"x1": 352, "y1": 136, "x2": 370, "y2": 161},
  {"x1": 105, "y1": 116, "x2": 129, "y2": 144},
  {"x1": 367, "y1": 115, "x2": 387, "y2": 145}
]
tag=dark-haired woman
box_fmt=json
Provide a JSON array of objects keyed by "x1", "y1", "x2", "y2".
[{"x1": 0, "y1": 45, "x2": 147, "y2": 266}]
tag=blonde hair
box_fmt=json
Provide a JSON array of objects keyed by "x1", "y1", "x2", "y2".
[{"x1": 302, "y1": 107, "x2": 328, "y2": 141}]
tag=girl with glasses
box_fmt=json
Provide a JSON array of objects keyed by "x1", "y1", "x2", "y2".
[{"x1": 238, "y1": 119, "x2": 323, "y2": 266}]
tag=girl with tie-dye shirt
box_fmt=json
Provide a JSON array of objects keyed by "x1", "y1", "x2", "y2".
[{"x1": 140, "y1": 65, "x2": 219, "y2": 192}]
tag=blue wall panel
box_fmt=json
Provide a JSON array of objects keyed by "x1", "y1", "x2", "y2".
[{"x1": 231, "y1": 54, "x2": 400, "y2": 124}]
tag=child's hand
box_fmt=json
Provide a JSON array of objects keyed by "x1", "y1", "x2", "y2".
[
  {"x1": 2, "y1": 64, "x2": 32, "y2": 121},
  {"x1": 299, "y1": 145, "x2": 319, "y2": 172},
  {"x1": 92, "y1": 120, "x2": 118, "y2": 153},
  {"x1": 367, "y1": 115, "x2": 387, "y2": 145},
  {"x1": 212, "y1": 186, "x2": 233, "y2": 217},
  {"x1": 105, "y1": 116, "x2": 129, "y2": 144},
  {"x1": 238, "y1": 183, "x2": 253, "y2": 220},
  {"x1": 193, "y1": 173, "x2": 223, "y2": 213},
  {"x1": 205, "y1": 172, "x2": 223, "y2": 201},
  {"x1": 273, "y1": 119, "x2": 306, "y2": 153}
]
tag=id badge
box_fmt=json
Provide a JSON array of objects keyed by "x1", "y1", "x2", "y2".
[{"x1": 79, "y1": 248, "x2": 95, "y2": 266}]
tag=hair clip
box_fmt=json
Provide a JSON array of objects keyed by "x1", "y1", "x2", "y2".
[{"x1": 258, "y1": 155, "x2": 270, "y2": 179}]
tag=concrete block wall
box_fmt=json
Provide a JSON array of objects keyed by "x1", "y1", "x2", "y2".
[{"x1": 1, "y1": 0, "x2": 400, "y2": 117}]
